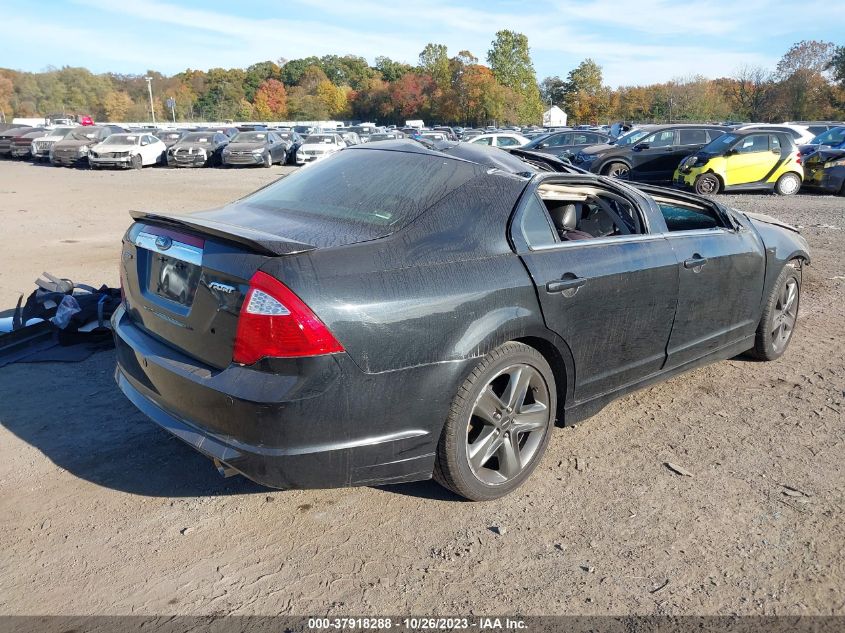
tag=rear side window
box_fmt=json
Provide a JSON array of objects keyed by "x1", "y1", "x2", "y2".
[
  {"x1": 242, "y1": 149, "x2": 483, "y2": 229},
  {"x1": 520, "y1": 195, "x2": 557, "y2": 247},
  {"x1": 770, "y1": 135, "x2": 781, "y2": 152},
  {"x1": 679, "y1": 129, "x2": 708, "y2": 145},
  {"x1": 646, "y1": 130, "x2": 675, "y2": 147}
]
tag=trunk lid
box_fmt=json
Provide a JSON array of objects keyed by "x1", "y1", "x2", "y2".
[
  {"x1": 122, "y1": 211, "x2": 322, "y2": 369},
  {"x1": 122, "y1": 202, "x2": 389, "y2": 369}
]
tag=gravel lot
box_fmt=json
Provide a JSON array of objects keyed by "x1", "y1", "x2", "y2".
[{"x1": 0, "y1": 160, "x2": 843, "y2": 616}]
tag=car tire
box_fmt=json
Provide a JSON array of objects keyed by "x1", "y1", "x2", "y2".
[
  {"x1": 694, "y1": 173, "x2": 722, "y2": 195},
  {"x1": 748, "y1": 262, "x2": 801, "y2": 361},
  {"x1": 603, "y1": 162, "x2": 629, "y2": 178},
  {"x1": 131, "y1": 154, "x2": 143, "y2": 170},
  {"x1": 263, "y1": 152, "x2": 272, "y2": 168},
  {"x1": 433, "y1": 342, "x2": 557, "y2": 501},
  {"x1": 774, "y1": 172, "x2": 801, "y2": 196}
]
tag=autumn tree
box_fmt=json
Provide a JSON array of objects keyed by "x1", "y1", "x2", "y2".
[
  {"x1": 727, "y1": 65, "x2": 774, "y2": 121},
  {"x1": 253, "y1": 79, "x2": 287, "y2": 119},
  {"x1": 774, "y1": 40, "x2": 836, "y2": 120},
  {"x1": 103, "y1": 91, "x2": 133, "y2": 120}
]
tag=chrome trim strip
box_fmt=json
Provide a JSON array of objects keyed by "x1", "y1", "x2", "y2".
[
  {"x1": 135, "y1": 231, "x2": 203, "y2": 266},
  {"x1": 528, "y1": 233, "x2": 667, "y2": 252}
]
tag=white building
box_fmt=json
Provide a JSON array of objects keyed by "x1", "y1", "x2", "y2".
[{"x1": 542, "y1": 106, "x2": 567, "y2": 127}]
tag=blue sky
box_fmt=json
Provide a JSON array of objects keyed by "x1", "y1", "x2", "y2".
[{"x1": 3, "y1": 0, "x2": 844, "y2": 87}]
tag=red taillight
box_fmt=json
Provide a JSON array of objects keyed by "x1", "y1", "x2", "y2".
[
  {"x1": 232, "y1": 271, "x2": 344, "y2": 364},
  {"x1": 796, "y1": 151, "x2": 802, "y2": 165}
]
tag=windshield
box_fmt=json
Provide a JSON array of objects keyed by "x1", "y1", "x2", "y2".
[
  {"x1": 242, "y1": 150, "x2": 482, "y2": 229},
  {"x1": 612, "y1": 129, "x2": 650, "y2": 146},
  {"x1": 304, "y1": 135, "x2": 337, "y2": 144},
  {"x1": 69, "y1": 128, "x2": 102, "y2": 141},
  {"x1": 50, "y1": 127, "x2": 75, "y2": 138},
  {"x1": 181, "y1": 133, "x2": 213, "y2": 143},
  {"x1": 159, "y1": 131, "x2": 184, "y2": 140},
  {"x1": 102, "y1": 134, "x2": 138, "y2": 145},
  {"x1": 702, "y1": 133, "x2": 738, "y2": 153},
  {"x1": 232, "y1": 132, "x2": 266, "y2": 142},
  {"x1": 810, "y1": 127, "x2": 845, "y2": 146}
]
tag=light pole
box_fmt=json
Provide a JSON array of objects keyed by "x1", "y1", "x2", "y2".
[{"x1": 144, "y1": 76, "x2": 156, "y2": 125}]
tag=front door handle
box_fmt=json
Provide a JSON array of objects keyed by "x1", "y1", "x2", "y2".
[
  {"x1": 683, "y1": 255, "x2": 708, "y2": 269},
  {"x1": 546, "y1": 276, "x2": 587, "y2": 294}
]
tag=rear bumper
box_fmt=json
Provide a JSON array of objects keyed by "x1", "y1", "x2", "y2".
[{"x1": 112, "y1": 306, "x2": 446, "y2": 489}]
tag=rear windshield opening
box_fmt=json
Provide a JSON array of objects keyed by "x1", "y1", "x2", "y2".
[{"x1": 241, "y1": 149, "x2": 483, "y2": 228}]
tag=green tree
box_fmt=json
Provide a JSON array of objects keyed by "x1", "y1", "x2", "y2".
[
  {"x1": 419, "y1": 43, "x2": 450, "y2": 89},
  {"x1": 280, "y1": 57, "x2": 321, "y2": 85},
  {"x1": 374, "y1": 56, "x2": 413, "y2": 82},
  {"x1": 486, "y1": 30, "x2": 543, "y2": 123},
  {"x1": 829, "y1": 46, "x2": 845, "y2": 86}
]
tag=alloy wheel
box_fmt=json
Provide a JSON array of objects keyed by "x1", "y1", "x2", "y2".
[
  {"x1": 771, "y1": 278, "x2": 798, "y2": 354},
  {"x1": 606, "y1": 164, "x2": 629, "y2": 178},
  {"x1": 465, "y1": 363, "x2": 551, "y2": 486}
]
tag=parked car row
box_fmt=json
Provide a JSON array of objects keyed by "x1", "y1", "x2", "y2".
[
  {"x1": 562, "y1": 123, "x2": 845, "y2": 196},
  {"x1": 2, "y1": 119, "x2": 843, "y2": 193}
]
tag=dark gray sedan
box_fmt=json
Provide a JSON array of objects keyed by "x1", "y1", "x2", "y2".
[
  {"x1": 221, "y1": 131, "x2": 287, "y2": 167},
  {"x1": 113, "y1": 142, "x2": 809, "y2": 501},
  {"x1": 167, "y1": 131, "x2": 229, "y2": 167}
]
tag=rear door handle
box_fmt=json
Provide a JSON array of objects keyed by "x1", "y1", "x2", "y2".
[
  {"x1": 684, "y1": 256, "x2": 708, "y2": 269},
  {"x1": 546, "y1": 276, "x2": 587, "y2": 293}
]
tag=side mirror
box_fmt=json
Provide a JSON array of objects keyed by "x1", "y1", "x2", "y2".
[
  {"x1": 634, "y1": 142, "x2": 650, "y2": 151},
  {"x1": 539, "y1": 142, "x2": 549, "y2": 148},
  {"x1": 724, "y1": 148, "x2": 736, "y2": 156}
]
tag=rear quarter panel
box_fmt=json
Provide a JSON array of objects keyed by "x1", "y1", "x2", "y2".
[{"x1": 259, "y1": 173, "x2": 550, "y2": 375}]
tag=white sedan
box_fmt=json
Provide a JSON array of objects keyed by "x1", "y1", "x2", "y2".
[
  {"x1": 296, "y1": 133, "x2": 347, "y2": 166},
  {"x1": 88, "y1": 133, "x2": 166, "y2": 169},
  {"x1": 466, "y1": 133, "x2": 531, "y2": 148}
]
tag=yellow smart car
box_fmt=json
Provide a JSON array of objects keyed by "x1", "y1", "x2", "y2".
[{"x1": 674, "y1": 129, "x2": 803, "y2": 195}]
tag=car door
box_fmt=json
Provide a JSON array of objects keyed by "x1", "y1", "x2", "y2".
[
  {"x1": 629, "y1": 129, "x2": 678, "y2": 181},
  {"x1": 656, "y1": 195, "x2": 765, "y2": 369},
  {"x1": 513, "y1": 178, "x2": 679, "y2": 402},
  {"x1": 724, "y1": 134, "x2": 774, "y2": 185},
  {"x1": 140, "y1": 135, "x2": 155, "y2": 163}
]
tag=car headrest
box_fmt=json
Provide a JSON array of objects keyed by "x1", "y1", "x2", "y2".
[{"x1": 550, "y1": 203, "x2": 579, "y2": 232}]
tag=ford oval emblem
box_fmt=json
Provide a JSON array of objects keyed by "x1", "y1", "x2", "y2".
[{"x1": 155, "y1": 235, "x2": 173, "y2": 251}]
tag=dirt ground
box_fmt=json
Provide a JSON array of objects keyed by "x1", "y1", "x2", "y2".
[{"x1": 0, "y1": 160, "x2": 843, "y2": 617}]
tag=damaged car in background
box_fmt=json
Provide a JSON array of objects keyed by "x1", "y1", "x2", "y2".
[
  {"x1": 30, "y1": 126, "x2": 75, "y2": 161},
  {"x1": 50, "y1": 125, "x2": 125, "y2": 167},
  {"x1": 88, "y1": 133, "x2": 166, "y2": 170},
  {"x1": 114, "y1": 140, "x2": 809, "y2": 501},
  {"x1": 802, "y1": 147, "x2": 845, "y2": 195},
  {"x1": 9, "y1": 128, "x2": 48, "y2": 159},
  {"x1": 167, "y1": 131, "x2": 229, "y2": 167}
]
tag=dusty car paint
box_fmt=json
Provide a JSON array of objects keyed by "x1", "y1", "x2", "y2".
[{"x1": 113, "y1": 140, "x2": 810, "y2": 491}]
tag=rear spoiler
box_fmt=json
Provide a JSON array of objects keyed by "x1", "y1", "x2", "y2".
[{"x1": 129, "y1": 210, "x2": 316, "y2": 256}]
